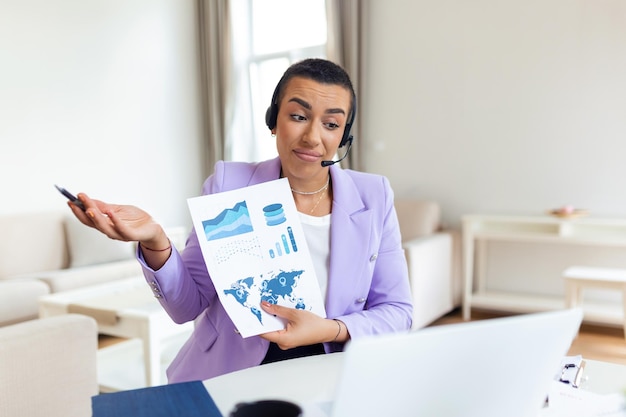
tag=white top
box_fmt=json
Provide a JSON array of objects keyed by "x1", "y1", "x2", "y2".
[{"x1": 299, "y1": 212, "x2": 331, "y2": 302}]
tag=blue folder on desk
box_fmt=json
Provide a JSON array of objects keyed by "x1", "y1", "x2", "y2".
[{"x1": 92, "y1": 381, "x2": 223, "y2": 417}]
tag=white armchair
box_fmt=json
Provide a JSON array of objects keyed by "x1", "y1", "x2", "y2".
[
  {"x1": 0, "y1": 314, "x2": 98, "y2": 417},
  {"x1": 395, "y1": 199, "x2": 458, "y2": 329}
]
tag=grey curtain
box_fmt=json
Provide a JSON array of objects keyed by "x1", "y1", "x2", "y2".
[
  {"x1": 197, "y1": 0, "x2": 365, "y2": 173},
  {"x1": 197, "y1": 0, "x2": 232, "y2": 178},
  {"x1": 326, "y1": 0, "x2": 365, "y2": 171}
]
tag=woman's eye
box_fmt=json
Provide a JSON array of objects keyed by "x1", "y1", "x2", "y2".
[
  {"x1": 290, "y1": 114, "x2": 306, "y2": 121},
  {"x1": 325, "y1": 122, "x2": 340, "y2": 130}
]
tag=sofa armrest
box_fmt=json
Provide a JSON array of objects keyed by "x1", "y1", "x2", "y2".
[
  {"x1": 403, "y1": 232, "x2": 454, "y2": 329},
  {"x1": 0, "y1": 314, "x2": 98, "y2": 417},
  {"x1": 0, "y1": 280, "x2": 50, "y2": 326}
]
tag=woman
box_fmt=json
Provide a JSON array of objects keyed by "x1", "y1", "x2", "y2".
[{"x1": 68, "y1": 58, "x2": 413, "y2": 382}]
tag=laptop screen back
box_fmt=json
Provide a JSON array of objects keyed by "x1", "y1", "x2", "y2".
[{"x1": 330, "y1": 308, "x2": 583, "y2": 417}]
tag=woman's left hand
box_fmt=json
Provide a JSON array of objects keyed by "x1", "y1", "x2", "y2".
[{"x1": 259, "y1": 301, "x2": 343, "y2": 349}]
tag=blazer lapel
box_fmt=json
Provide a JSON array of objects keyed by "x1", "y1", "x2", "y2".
[{"x1": 325, "y1": 166, "x2": 373, "y2": 317}]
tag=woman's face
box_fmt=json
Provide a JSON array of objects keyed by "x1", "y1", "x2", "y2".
[{"x1": 273, "y1": 76, "x2": 352, "y2": 181}]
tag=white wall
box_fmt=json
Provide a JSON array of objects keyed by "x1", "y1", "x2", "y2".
[
  {"x1": 4, "y1": 1, "x2": 626, "y2": 232},
  {"x1": 0, "y1": 0, "x2": 203, "y2": 229},
  {"x1": 363, "y1": 0, "x2": 626, "y2": 227}
]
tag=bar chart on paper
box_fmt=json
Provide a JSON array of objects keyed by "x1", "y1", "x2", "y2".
[{"x1": 269, "y1": 226, "x2": 299, "y2": 258}]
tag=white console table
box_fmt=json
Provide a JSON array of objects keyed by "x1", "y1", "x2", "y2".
[{"x1": 462, "y1": 214, "x2": 626, "y2": 323}]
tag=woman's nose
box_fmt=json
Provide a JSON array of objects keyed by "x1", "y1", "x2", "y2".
[{"x1": 302, "y1": 121, "x2": 322, "y2": 145}]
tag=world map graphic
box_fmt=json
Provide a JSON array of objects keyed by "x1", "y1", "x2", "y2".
[{"x1": 223, "y1": 269, "x2": 307, "y2": 324}]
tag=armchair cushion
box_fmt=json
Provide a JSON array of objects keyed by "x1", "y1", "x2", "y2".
[{"x1": 395, "y1": 199, "x2": 441, "y2": 241}]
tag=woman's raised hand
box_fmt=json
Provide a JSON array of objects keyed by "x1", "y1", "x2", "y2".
[{"x1": 68, "y1": 193, "x2": 167, "y2": 249}]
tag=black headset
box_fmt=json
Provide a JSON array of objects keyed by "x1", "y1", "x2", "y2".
[{"x1": 265, "y1": 79, "x2": 357, "y2": 149}]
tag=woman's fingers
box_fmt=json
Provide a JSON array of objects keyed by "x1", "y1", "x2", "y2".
[
  {"x1": 260, "y1": 301, "x2": 292, "y2": 319},
  {"x1": 69, "y1": 193, "x2": 160, "y2": 244},
  {"x1": 67, "y1": 200, "x2": 94, "y2": 227},
  {"x1": 75, "y1": 193, "x2": 127, "y2": 240}
]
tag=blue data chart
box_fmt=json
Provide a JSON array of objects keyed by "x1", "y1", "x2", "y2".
[
  {"x1": 202, "y1": 201, "x2": 253, "y2": 241},
  {"x1": 268, "y1": 226, "x2": 299, "y2": 258},
  {"x1": 262, "y1": 203, "x2": 286, "y2": 226},
  {"x1": 287, "y1": 227, "x2": 298, "y2": 252}
]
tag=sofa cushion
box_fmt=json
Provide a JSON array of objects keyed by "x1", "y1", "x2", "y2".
[
  {"x1": 64, "y1": 216, "x2": 135, "y2": 268},
  {"x1": 0, "y1": 212, "x2": 68, "y2": 279},
  {"x1": 34, "y1": 259, "x2": 142, "y2": 293},
  {"x1": 395, "y1": 199, "x2": 441, "y2": 242}
]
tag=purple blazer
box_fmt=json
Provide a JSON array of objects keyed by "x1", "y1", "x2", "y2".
[{"x1": 139, "y1": 157, "x2": 413, "y2": 382}]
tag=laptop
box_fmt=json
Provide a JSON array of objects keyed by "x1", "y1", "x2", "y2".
[{"x1": 325, "y1": 308, "x2": 583, "y2": 417}]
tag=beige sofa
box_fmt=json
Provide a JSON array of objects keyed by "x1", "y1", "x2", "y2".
[
  {"x1": 0, "y1": 314, "x2": 98, "y2": 417},
  {"x1": 395, "y1": 199, "x2": 462, "y2": 329},
  {"x1": 0, "y1": 211, "x2": 142, "y2": 326},
  {"x1": 1, "y1": 205, "x2": 455, "y2": 329}
]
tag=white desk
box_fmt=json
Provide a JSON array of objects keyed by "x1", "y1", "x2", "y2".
[
  {"x1": 202, "y1": 353, "x2": 626, "y2": 417},
  {"x1": 203, "y1": 353, "x2": 342, "y2": 416}
]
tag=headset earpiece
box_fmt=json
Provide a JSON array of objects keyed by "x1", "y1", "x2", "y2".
[
  {"x1": 339, "y1": 98, "x2": 356, "y2": 148},
  {"x1": 265, "y1": 82, "x2": 280, "y2": 130},
  {"x1": 265, "y1": 104, "x2": 277, "y2": 130},
  {"x1": 339, "y1": 134, "x2": 352, "y2": 148}
]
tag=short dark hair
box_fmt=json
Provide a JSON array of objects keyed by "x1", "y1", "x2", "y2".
[
  {"x1": 265, "y1": 58, "x2": 357, "y2": 132},
  {"x1": 274, "y1": 58, "x2": 355, "y2": 108}
]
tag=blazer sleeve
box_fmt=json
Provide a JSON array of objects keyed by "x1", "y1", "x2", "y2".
[{"x1": 136, "y1": 163, "x2": 229, "y2": 324}]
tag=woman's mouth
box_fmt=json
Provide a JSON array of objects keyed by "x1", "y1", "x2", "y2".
[{"x1": 293, "y1": 149, "x2": 322, "y2": 163}]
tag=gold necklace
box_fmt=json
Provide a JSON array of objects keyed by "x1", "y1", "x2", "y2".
[
  {"x1": 290, "y1": 176, "x2": 330, "y2": 195},
  {"x1": 309, "y1": 188, "x2": 327, "y2": 214}
]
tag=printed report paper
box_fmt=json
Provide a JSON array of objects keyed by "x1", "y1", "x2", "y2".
[{"x1": 187, "y1": 178, "x2": 326, "y2": 338}]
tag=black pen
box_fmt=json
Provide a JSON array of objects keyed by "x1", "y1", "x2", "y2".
[{"x1": 54, "y1": 185, "x2": 86, "y2": 211}]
